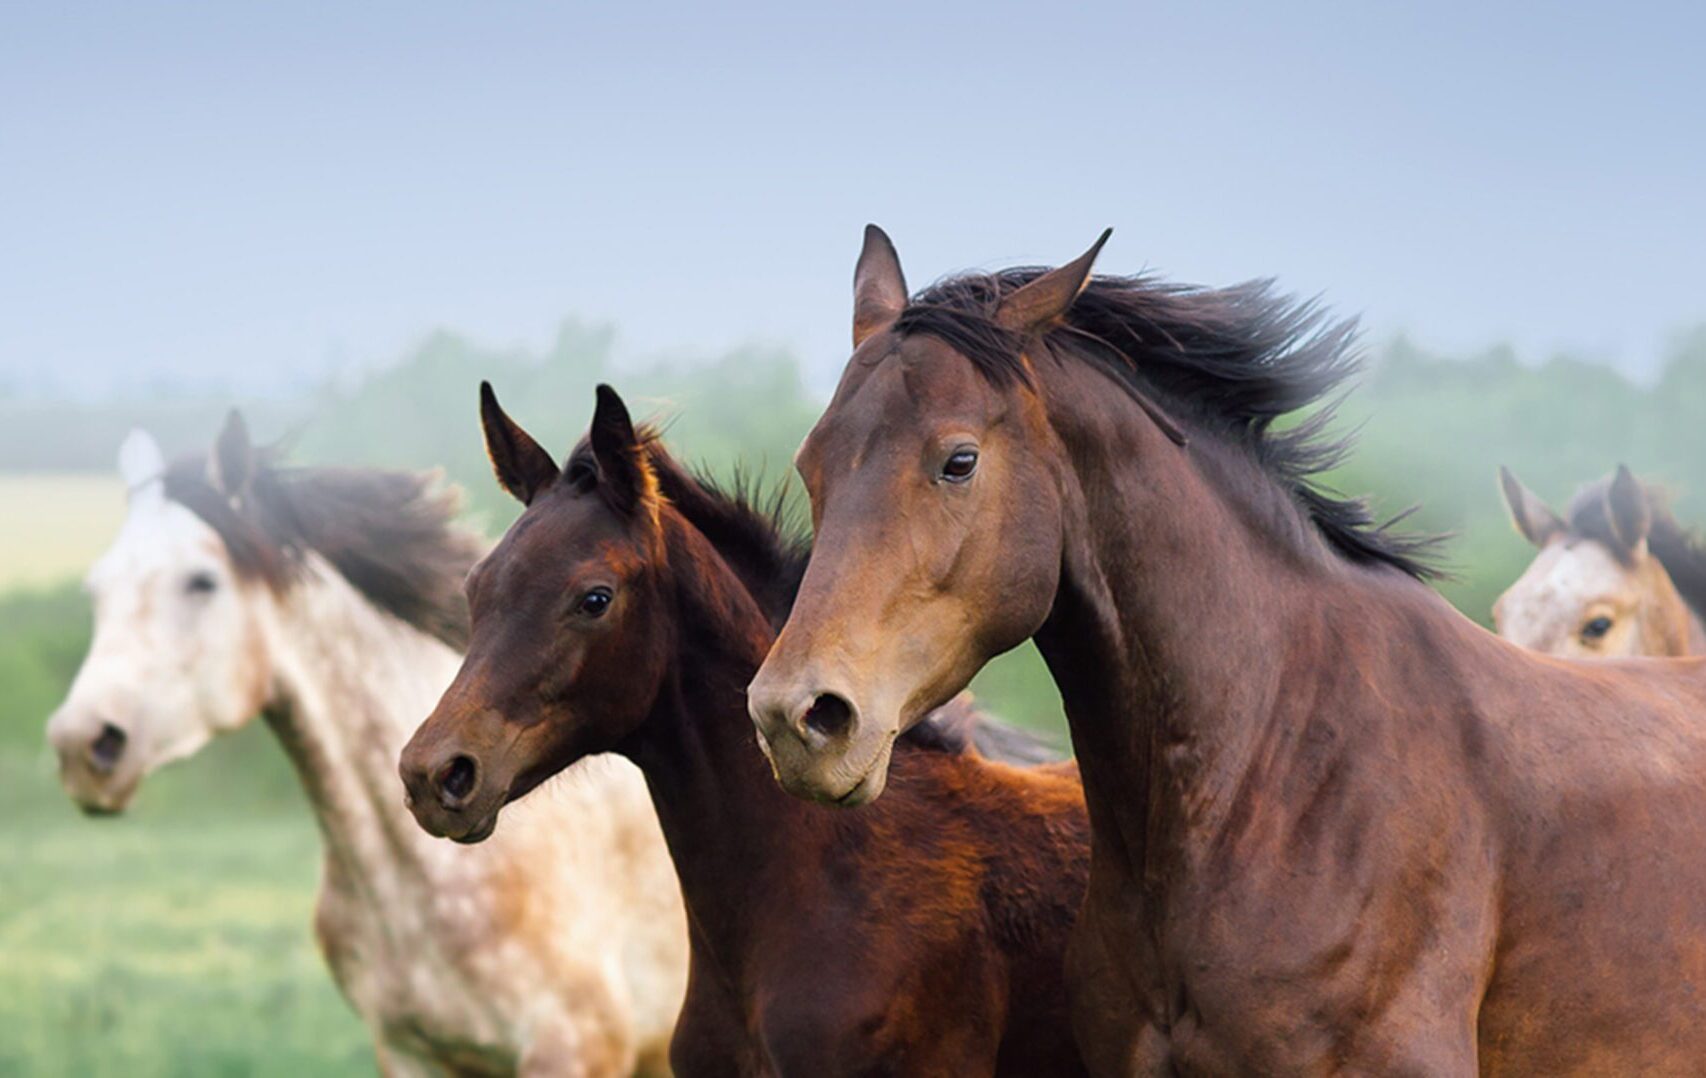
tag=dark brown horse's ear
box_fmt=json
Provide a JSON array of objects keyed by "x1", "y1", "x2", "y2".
[
  {"x1": 480, "y1": 382, "x2": 559, "y2": 506},
  {"x1": 1605, "y1": 464, "x2": 1651, "y2": 554},
  {"x1": 996, "y1": 228, "x2": 1112, "y2": 336},
  {"x1": 853, "y1": 224, "x2": 908, "y2": 347},
  {"x1": 210, "y1": 409, "x2": 255, "y2": 498},
  {"x1": 1498, "y1": 466, "x2": 1563, "y2": 547},
  {"x1": 588, "y1": 384, "x2": 653, "y2": 517}
]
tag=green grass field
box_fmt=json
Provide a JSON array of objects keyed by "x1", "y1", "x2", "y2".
[{"x1": 0, "y1": 723, "x2": 372, "y2": 1076}]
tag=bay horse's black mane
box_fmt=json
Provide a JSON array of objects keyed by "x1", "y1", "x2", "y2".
[
  {"x1": 163, "y1": 454, "x2": 483, "y2": 648},
  {"x1": 637, "y1": 439, "x2": 1061, "y2": 763},
  {"x1": 1566, "y1": 475, "x2": 1706, "y2": 623},
  {"x1": 893, "y1": 269, "x2": 1445, "y2": 580}
]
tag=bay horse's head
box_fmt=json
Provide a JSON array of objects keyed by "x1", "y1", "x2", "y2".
[
  {"x1": 747, "y1": 227, "x2": 1108, "y2": 805},
  {"x1": 46, "y1": 418, "x2": 272, "y2": 814},
  {"x1": 400, "y1": 384, "x2": 671, "y2": 843},
  {"x1": 1495, "y1": 465, "x2": 1706, "y2": 657}
]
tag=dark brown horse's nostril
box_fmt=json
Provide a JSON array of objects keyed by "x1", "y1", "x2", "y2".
[
  {"x1": 436, "y1": 755, "x2": 478, "y2": 809},
  {"x1": 803, "y1": 694, "x2": 855, "y2": 739},
  {"x1": 89, "y1": 723, "x2": 127, "y2": 774}
]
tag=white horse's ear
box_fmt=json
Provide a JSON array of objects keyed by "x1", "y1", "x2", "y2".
[{"x1": 118, "y1": 429, "x2": 166, "y2": 496}]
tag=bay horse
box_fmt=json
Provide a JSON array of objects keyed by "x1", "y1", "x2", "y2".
[
  {"x1": 399, "y1": 384, "x2": 1093, "y2": 1076},
  {"x1": 747, "y1": 226, "x2": 1706, "y2": 1073},
  {"x1": 1496, "y1": 465, "x2": 1706, "y2": 656},
  {"x1": 46, "y1": 417, "x2": 687, "y2": 1077}
]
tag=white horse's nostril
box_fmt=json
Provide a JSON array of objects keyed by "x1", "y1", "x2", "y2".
[{"x1": 89, "y1": 723, "x2": 128, "y2": 774}]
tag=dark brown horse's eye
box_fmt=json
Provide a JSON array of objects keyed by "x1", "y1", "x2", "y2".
[
  {"x1": 1581, "y1": 615, "x2": 1613, "y2": 642},
  {"x1": 578, "y1": 587, "x2": 613, "y2": 617},
  {"x1": 941, "y1": 448, "x2": 979, "y2": 483}
]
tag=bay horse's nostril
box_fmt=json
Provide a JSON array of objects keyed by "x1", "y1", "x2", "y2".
[
  {"x1": 803, "y1": 694, "x2": 855, "y2": 740},
  {"x1": 89, "y1": 723, "x2": 127, "y2": 774},
  {"x1": 436, "y1": 755, "x2": 479, "y2": 809}
]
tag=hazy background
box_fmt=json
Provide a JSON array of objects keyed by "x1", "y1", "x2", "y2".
[{"x1": 2, "y1": 2, "x2": 1702, "y2": 1073}]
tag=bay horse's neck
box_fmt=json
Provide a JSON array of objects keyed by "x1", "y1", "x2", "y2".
[
  {"x1": 257, "y1": 556, "x2": 465, "y2": 886},
  {"x1": 620, "y1": 516, "x2": 829, "y2": 966},
  {"x1": 1033, "y1": 365, "x2": 1445, "y2": 870}
]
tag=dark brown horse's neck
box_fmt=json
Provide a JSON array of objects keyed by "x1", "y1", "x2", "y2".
[
  {"x1": 618, "y1": 513, "x2": 830, "y2": 964},
  {"x1": 1033, "y1": 370, "x2": 1439, "y2": 872}
]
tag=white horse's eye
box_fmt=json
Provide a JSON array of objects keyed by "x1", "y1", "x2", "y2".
[{"x1": 185, "y1": 571, "x2": 219, "y2": 595}]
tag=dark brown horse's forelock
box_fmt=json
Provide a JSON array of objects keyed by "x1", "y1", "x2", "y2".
[
  {"x1": 892, "y1": 269, "x2": 1447, "y2": 580},
  {"x1": 162, "y1": 454, "x2": 482, "y2": 648},
  {"x1": 1567, "y1": 476, "x2": 1706, "y2": 622}
]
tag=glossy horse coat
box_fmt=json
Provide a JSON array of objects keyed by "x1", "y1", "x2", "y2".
[
  {"x1": 750, "y1": 227, "x2": 1706, "y2": 1073},
  {"x1": 400, "y1": 385, "x2": 1092, "y2": 1076},
  {"x1": 48, "y1": 419, "x2": 687, "y2": 1077}
]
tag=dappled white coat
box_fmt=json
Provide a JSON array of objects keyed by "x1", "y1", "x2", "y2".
[{"x1": 46, "y1": 432, "x2": 687, "y2": 1077}]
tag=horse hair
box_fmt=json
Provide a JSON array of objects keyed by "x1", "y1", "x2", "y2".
[
  {"x1": 893, "y1": 269, "x2": 1447, "y2": 580},
  {"x1": 163, "y1": 453, "x2": 483, "y2": 649}
]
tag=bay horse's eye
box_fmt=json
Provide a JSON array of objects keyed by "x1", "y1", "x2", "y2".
[
  {"x1": 941, "y1": 448, "x2": 979, "y2": 483},
  {"x1": 185, "y1": 571, "x2": 218, "y2": 595},
  {"x1": 1581, "y1": 615, "x2": 1614, "y2": 642},
  {"x1": 578, "y1": 587, "x2": 614, "y2": 618}
]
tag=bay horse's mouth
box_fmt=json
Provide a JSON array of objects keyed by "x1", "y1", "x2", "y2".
[{"x1": 447, "y1": 812, "x2": 499, "y2": 845}]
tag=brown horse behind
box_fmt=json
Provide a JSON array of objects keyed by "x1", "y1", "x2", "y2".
[
  {"x1": 401, "y1": 384, "x2": 1092, "y2": 1075},
  {"x1": 750, "y1": 227, "x2": 1706, "y2": 1073}
]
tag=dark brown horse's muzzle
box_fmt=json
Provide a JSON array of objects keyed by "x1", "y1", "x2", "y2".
[{"x1": 399, "y1": 716, "x2": 506, "y2": 844}]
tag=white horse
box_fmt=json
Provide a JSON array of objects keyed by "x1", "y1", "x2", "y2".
[{"x1": 46, "y1": 414, "x2": 688, "y2": 1077}]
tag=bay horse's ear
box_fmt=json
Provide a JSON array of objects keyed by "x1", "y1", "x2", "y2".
[
  {"x1": 480, "y1": 381, "x2": 560, "y2": 506},
  {"x1": 853, "y1": 224, "x2": 908, "y2": 347},
  {"x1": 210, "y1": 410, "x2": 255, "y2": 499},
  {"x1": 1605, "y1": 464, "x2": 1652, "y2": 555},
  {"x1": 1498, "y1": 466, "x2": 1563, "y2": 547},
  {"x1": 588, "y1": 384, "x2": 654, "y2": 518},
  {"x1": 996, "y1": 228, "x2": 1112, "y2": 336}
]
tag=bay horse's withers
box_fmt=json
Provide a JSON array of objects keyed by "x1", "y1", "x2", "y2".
[{"x1": 749, "y1": 227, "x2": 1706, "y2": 1073}]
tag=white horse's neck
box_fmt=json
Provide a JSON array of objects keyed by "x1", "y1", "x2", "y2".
[{"x1": 255, "y1": 556, "x2": 463, "y2": 890}]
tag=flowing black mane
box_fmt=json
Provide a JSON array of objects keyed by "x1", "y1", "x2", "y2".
[
  {"x1": 163, "y1": 454, "x2": 483, "y2": 648},
  {"x1": 1566, "y1": 475, "x2": 1706, "y2": 623},
  {"x1": 641, "y1": 439, "x2": 1063, "y2": 763},
  {"x1": 893, "y1": 269, "x2": 1445, "y2": 580}
]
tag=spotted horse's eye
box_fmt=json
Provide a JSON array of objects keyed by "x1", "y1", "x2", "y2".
[
  {"x1": 579, "y1": 587, "x2": 614, "y2": 618},
  {"x1": 1581, "y1": 615, "x2": 1614, "y2": 642},
  {"x1": 185, "y1": 571, "x2": 218, "y2": 595},
  {"x1": 941, "y1": 448, "x2": 979, "y2": 483}
]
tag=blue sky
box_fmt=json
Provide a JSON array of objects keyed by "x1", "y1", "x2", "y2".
[{"x1": 2, "y1": 1, "x2": 1702, "y2": 396}]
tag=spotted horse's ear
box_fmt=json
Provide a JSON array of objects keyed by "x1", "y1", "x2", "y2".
[
  {"x1": 211, "y1": 410, "x2": 256, "y2": 500},
  {"x1": 1603, "y1": 464, "x2": 1651, "y2": 558},
  {"x1": 118, "y1": 429, "x2": 166, "y2": 502},
  {"x1": 1498, "y1": 466, "x2": 1564, "y2": 548},
  {"x1": 480, "y1": 381, "x2": 560, "y2": 506}
]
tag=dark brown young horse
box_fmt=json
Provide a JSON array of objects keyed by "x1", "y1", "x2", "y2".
[
  {"x1": 400, "y1": 384, "x2": 1092, "y2": 1076},
  {"x1": 748, "y1": 227, "x2": 1706, "y2": 1073}
]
